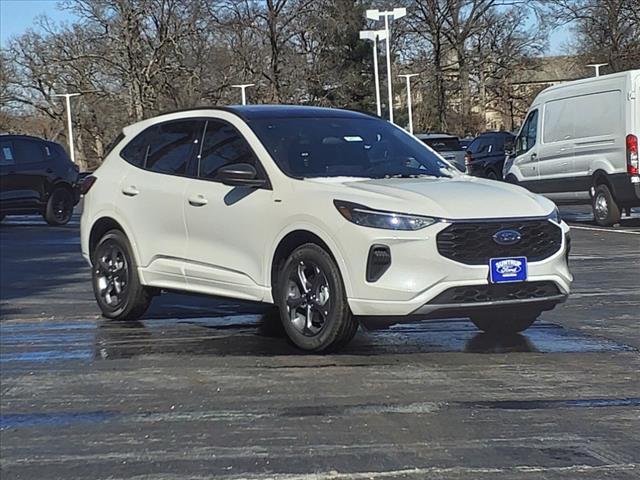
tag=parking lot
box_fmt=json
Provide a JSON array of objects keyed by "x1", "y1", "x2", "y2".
[{"x1": 1, "y1": 207, "x2": 639, "y2": 479}]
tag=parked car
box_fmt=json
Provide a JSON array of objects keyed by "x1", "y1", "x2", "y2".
[
  {"x1": 465, "y1": 131, "x2": 515, "y2": 180},
  {"x1": 503, "y1": 69, "x2": 640, "y2": 226},
  {"x1": 415, "y1": 133, "x2": 466, "y2": 171},
  {"x1": 459, "y1": 136, "x2": 475, "y2": 151},
  {"x1": 0, "y1": 134, "x2": 79, "y2": 225},
  {"x1": 81, "y1": 106, "x2": 572, "y2": 352}
]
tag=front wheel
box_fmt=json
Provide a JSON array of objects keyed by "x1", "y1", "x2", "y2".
[
  {"x1": 471, "y1": 311, "x2": 539, "y2": 334},
  {"x1": 277, "y1": 244, "x2": 358, "y2": 352},
  {"x1": 44, "y1": 187, "x2": 74, "y2": 225},
  {"x1": 92, "y1": 229, "x2": 152, "y2": 320},
  {"x1": 592, "y1": 184, "x2": 621, "y2": 227}
]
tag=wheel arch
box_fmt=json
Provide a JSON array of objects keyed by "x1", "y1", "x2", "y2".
[
  {"x1": 88, "y1": 216, "x2": 129, "y2": 265},
  {"x1": 268, "y1": 228, "x2": 351, "y2": 303}
]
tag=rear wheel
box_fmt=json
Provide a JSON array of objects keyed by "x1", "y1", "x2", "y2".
[
  {"x1": 471, "y1": 311, "x2": 539, "y2": 334},
  {"x1": 592, "y1": 184, "x2": 621, "y2": 227},
  {"x1": 486, "y1": 169, "x2": 499, "y2": 180},
  {"x1": 92, "y1": 229, "x2": 152, "y2": 320},
  {"x1": 277, "y1": 244, "x2": 358, "y2": 352},
  {"x1": 44, "y1": 187, "x2": 74, "y2": 225}
]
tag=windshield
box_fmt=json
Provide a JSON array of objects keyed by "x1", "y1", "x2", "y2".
[{"x1": 248, "y1": 116, "x2": 456, "y2": 179}]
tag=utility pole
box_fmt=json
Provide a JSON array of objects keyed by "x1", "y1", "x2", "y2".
[
  {"x1": 231, "y1": 84, "x2": 255, "y2": 105},
  {"x1": 52, "y1": 93, "x2": 81, "y2": 164},
  {"x1": 359, "y1": 29, "x2": 387, "y2": 117},
  {"x1": 587, "y1": 63, "x2": 608, "y2": 77},
  {"x1": 365, "y1": 7, "x2": 406, "y2": 124},
  {"x1": 398, "y1": 74, "x2": 418, "y2": 134}
]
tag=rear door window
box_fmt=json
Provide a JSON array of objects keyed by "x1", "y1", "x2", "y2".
[
  {"x1": 14, "y1": 140, "x2": 46, "y2": 164},
  {"x1": 121, "y1": 120, "x2": 203, "y2": 175}
]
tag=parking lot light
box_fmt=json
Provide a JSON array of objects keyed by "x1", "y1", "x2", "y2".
[
  {"x1": 231, "y1": 84, "x2": 255, "y2": 105},
  {"x1": 365, "y1": 7, "x2": 407, "y2": 123},
  {"x1": 52, "y1": 93, "x2": 81, "y2": 164},
  {"x1": 359, "y1": 29, "x2": 387, "y2": 117},
  {"x1": 398, "y1": 73, "x2": 418, "y2": 134}
]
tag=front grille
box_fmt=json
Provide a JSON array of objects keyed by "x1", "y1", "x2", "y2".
[
  {"x1": 430, "y1": 281, "x2": 561, "y2": 305},
  {"x1": 436, "y1": 219, "x2": 562, "y2": 265}
]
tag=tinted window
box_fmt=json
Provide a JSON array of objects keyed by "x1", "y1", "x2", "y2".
[
  {"x1": 121, "y1": 120, "x2": 202, "y2": 175},
  {"x1": 424, "y1": 137, "x2": 461, "y2": 152},
  {"x1": 469, "y1": 138, "x2": 489, "y2": 154},
  {"x1": 517, "y1": 110, "x2": 538, "y2": 155},
  {"x1": 198, "y1": 120, "x2": 258, "y2": 179},
  {"x1": 0, "y1": 142, "x2": 15, "y2": 166},
  {"x1": 14, "y1": 140, "x2": 46, "y2": 164},
  {"x1": 249, "y1": 117, "x2": 454, "y2": 179}
]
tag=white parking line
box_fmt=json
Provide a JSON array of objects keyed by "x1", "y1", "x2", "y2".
[{"x1": 569, "y1": 225, "x2": 640, "y2": 235}]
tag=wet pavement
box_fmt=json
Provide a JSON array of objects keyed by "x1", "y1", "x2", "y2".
[{"x1": 1, "y1": 207, "x2": 639, "y2": 479}]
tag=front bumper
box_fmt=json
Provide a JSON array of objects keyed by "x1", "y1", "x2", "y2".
[{"x1": 342, "y1": 220, "x2": 572, "y2": 317}]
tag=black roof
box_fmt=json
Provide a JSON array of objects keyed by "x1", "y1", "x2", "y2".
[
  {"x1": 164, "y1": 104, "x2": 377, "y2": 121},
  {"x1": 0, "y1": 133, "x2": 60, "y2": 144}
]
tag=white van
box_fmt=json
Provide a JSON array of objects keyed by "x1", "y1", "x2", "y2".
[{"x1": 503, "y1": 70, "x2": 640, "y2": 226}]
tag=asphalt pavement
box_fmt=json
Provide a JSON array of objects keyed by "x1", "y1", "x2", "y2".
[{"x1": 1, "y1": 206, "x2": 639, "y2": 479}]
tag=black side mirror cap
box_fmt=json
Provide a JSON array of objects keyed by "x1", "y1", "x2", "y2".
[{"x1": 216, "y1": 163, "x2": 266, "y2": 188}]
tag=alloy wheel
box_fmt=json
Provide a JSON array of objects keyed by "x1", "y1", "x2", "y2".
[
  {"x1": 95, "y1": 242, "x2": 129, "y2": 308},
  {"x1": 595, "y1": 193, "x2": 608, "y2": 220},
  {"x1": 286, "y1": 260, "x2": 331, "y2": 337}
]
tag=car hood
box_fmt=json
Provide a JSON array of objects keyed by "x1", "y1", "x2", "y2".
[{"x1": 310, "y1": 175, "x2": 554, "y2": 220}]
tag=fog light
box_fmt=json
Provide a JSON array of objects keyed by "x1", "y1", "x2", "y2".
[{"x1": 366, "y1": 245, "x2": 391, "y2": 282}]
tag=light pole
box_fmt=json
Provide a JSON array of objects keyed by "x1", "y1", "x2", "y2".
[
  {"x1": 359, "y1": 29, "x2": 387, "y2": 117},
  {"x1": 231, "y1": 83, "x2": 255, "y2": 105},
  {"x1": 398, "y1": 73, "x2": 418, "y2": 134},
  {"x1": 52, "y1": 93, "x2": 81, "y2": 164},
  {"x1": 587, "y1": 63, "x2": 608, "y2": 77},
  {"x1": 366, "y1": 7, "x2": 406, "y2": 123}
]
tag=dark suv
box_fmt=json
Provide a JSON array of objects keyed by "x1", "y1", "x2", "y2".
[
  {"x1": 465, "y1": 131, "x2": 515, "y2": 180},
  {"x1": 0, "y1": 135, "x2": 79, "y2": 225}
]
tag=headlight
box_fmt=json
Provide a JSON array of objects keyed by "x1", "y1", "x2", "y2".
[
  {"x1": 334, "y1": 200, "x2": 437, "y2": 230},
  {"x1": 548, "y1": 206, "x2": 561, "y2": 224}
]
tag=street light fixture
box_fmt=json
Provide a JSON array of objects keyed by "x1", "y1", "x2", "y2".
[
  {"x1": 365, "y1": 7, "x2": 406, "y2": 123},
  {"x1": 359, "y1": 29, "x2": 387, "y2": 117},
  {"x1": 398, "y1": 73, "x2": 418, "y2": 134},
  {"x1": 586, "y1": 63, "x2": 608, "y2": 77},
  {"x1": 52, "y1": 93, "x2": 81, "y2": 165},
  {"x1": 231, "y1": 83, "x2": 255, "y2": 105}
]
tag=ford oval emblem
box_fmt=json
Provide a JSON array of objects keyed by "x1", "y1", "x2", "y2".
[{"x1": 493, "y1": 229, "x2": 522, "y2": 246}]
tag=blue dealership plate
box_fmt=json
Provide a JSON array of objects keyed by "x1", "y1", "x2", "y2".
[{"x1": 489, "y1": 257, "x2": 528, "y2": 283}]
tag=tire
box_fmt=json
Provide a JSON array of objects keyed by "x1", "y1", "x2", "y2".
[
  {"x1": 505, "y1": 174, "x2": 519, "y2": 185},
  {"x1": 486, "y1": 169, "x2": 499, "y2": 181},
  {"x1": 44, "y1": 187, "x2": 74, "y2": 225},
  {"x1": 91, "y1": 229, "x2": 152, "y2": 320},
  {"x1": 592, "y1": 184, "x2": 621, "y2": 227},
  {"x1": 470, "y1": 311, "x2": 539, "y2": 334},
  {"x1": 276, "y1": 243, "x2": 358, "y2": 352}
]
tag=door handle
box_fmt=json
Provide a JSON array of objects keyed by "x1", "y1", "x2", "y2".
[
  {"x1": 121, "y1": 185, "x2": 139, "y2": 197},
  {"x1": 46, "y1": 168, "x2": 54, "y2": 174},
  {"x1": 530, "y1": 153, "x2": 537, "y2": 161},
  {"x1": 188, "y1": 194, "x2": 208, "y2": 207}
]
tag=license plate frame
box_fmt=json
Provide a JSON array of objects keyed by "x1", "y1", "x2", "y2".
[{"x1": 489, "y1": 256, "x2": 528, "y2": 284}]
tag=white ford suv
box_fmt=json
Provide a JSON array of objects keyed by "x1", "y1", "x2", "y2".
[{"x1": 80, "y1": 106, "x2": 572, "y2": 352}]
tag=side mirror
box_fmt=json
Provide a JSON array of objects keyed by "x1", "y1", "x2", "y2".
[{"x1": 216, "y1": 163, "x2": 266, "y2": 188}]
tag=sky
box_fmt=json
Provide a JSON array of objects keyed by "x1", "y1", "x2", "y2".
[{"x1": 0, "y1": 0, "x2": 571, "y2": 54}]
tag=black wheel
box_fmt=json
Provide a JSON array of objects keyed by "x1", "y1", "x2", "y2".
[
  {"x1": 486, "y1": 169, "x2": 499, "y2": 180},
  {"x1": 44, "y1": 187, "x2": 74, "y2": 225},
  {"x1": 277, "y1": 244, "x2": 358, "y2": 352},
  {"x1": 505, "y1": 174, "x2": 519, "y2": 185},
  {"x1": 92, "y1": 229, "x2": 152, "y2": 320},
  {"x1": 470, "y1": 311, "x2": 539, "y2": 334},
  {"x1": 592, "y1": 184, "x2": 621, "y2": 227}
]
